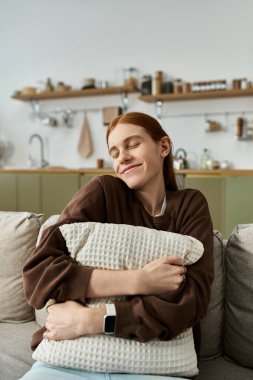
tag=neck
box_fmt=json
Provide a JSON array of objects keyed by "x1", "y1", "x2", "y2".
[{"x1": 135, "y1": 187, "x2": 166, "y2": 217}]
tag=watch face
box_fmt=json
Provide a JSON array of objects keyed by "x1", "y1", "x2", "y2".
[{"x1": 104, "y1": 315, "x2": 115, "y2": 334}]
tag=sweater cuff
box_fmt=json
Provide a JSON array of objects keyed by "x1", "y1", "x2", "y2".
[
  {"x1": 62, "y1": 264, "x2": 94, "y2": 303},
  {"x1": 114, "y1": 299, "x2": 140, "y2": 339}
]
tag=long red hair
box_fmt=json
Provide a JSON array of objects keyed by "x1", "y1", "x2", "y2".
[{"x1": 106, "y1": 112, "x2": 178, "y2": 191}]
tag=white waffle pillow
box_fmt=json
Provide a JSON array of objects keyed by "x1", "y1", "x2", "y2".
[{"x1": 33, "y1": 222, "x2": 204, "y2": 376}]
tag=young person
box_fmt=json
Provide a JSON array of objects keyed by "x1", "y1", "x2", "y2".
[{"x1": 21, "y1": 112, "x2": 214, "y2": 379}]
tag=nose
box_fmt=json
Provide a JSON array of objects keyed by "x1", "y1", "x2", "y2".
[{"x1": 118, "y1": 148, "x2": 132, "y2": 164}]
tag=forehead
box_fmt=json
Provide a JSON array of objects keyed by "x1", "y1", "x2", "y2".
[{"x1": 108, "y1": 123, "x2": 148, "y2": 148}]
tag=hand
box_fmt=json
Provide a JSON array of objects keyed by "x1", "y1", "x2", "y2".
[
  {"x1": 44, "y1": 301, "x2": 106, "y2": 341},
  {"x1": 138, "y1": 256, "x2": 187, "y2": 296}
]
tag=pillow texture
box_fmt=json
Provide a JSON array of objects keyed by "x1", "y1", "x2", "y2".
[
  {"x1": 0, "y1": 211, "x2": 43, "y2": 322},
  {"x1": 33, "y1": 222, "x2": 204, "y2": 376},
  {"x1": 224, "y1": 224, "x2": 253, "y2": 368},
  {"x1": 199, "y1": 230, "x2": 225, "y2": 360}
]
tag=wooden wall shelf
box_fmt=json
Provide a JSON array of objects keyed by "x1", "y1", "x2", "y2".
[
  {"x1": 12, "y1": 87, "x2": 138, "y2": 101},
  {"x1": 139, "y1": 88, "x2": 253, "y2": 103}
]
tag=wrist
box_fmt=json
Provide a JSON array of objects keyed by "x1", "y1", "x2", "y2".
[
  {"x1": 92, "y1": 306, "x2": 106, "y2": 334},
  {"x1": 131, "y1": 269, "x2": 146, "y2": 295},
  {"x1": 79, "y1": 306, "x2": 106, "y2": 336}
]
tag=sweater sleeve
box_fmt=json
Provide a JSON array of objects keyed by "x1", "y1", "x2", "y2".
[
  {"x1": 23, "y1": 176, "x2": 106, "y2": 309},
  {"x1": 114, "y1": 190, "x2": 214, "y2": 342}
]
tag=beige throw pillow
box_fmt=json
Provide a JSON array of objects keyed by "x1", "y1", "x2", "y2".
[
  {"x1": 0, "y1": 211, "x2": 43, "y2": 322},
  {"x1": 33, "y1": 222, "x2": 203, "y2": 376}
]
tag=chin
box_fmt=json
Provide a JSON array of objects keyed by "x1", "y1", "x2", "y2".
[{"x1": 120, "y1": 177, "x2": 143, "y2": 190}]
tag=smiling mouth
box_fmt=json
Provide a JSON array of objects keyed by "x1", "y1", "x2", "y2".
[{"x1": 121, "y1": 164, "x2": 142, "y2": 175}]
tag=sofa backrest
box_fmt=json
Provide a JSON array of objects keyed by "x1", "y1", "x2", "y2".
[
  {"x1": 199, "y1": 224, "x2": 253, "y2": 370},
  {"x1": 224, "y1": 224, "x2": 253, "y2": 368},
  {"x1": 199, "y1": 230, "x2": 225, "y2": 361}
]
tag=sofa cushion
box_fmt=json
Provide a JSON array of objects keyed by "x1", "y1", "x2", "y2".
[
  {"x1": 197, "y1": 356, "x2": 253, "y2": 380},
  {"x1": 224, "y1": 224, "x2": 253, "y2": 368},
  {"x1": 33, "y1": 222, "x2": 204, "y2": 377},
  {"x1": 0, "y1": 321, "x2": 38, "y2": 380},
  {"x1": 0, "y1": 211, "x2": 43, "y2": 323},
  {"x1": 199, "y1": 230, "x2": 225, "y2": 360}
]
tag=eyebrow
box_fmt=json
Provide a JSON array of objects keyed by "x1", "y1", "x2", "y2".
[{"x1": 108, "y1": 134, "x2": 143, "y2": 155}]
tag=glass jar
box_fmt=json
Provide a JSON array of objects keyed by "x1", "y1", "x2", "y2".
[
  {"x1": 141, "y1": 75, "x2": 152, "y2": 95},
  {"x1": 124, "y1": 67, "x2": 139, "y2": 90},
  {"x1": 173, "y1": 79, "x2": 183, "y2": 94},
  {"x1": 200, "y1": 148, "x2": 213, "y2": 170}
]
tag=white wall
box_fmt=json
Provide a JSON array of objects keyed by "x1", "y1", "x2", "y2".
[{"x1": 1, "y1": 0, "x2": 253, "y2": 169}]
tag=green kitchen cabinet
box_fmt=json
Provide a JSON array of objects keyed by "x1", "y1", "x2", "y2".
[
  {"x1": 79, "y1": 174, "x2": 95, "y2": 188},
  {"x1": 0, "y1": 173, "x2": 17, "y2": 211},
  {"x1": 41, "y1": 174, "x2": 79, "y2": 219},
  {"x1": 79, "y1": 172, "x2": 116, "y2": 188},
  {"x1": 184, "y1": 176, "x2": 225, "y2": 235},
  {"x1": 224, "y1": 176, "x2": 253, "y2": 237},
  {"x1": 17, "y1": 174, "x2": 41, "y2": 213},
  {"x1": 184, "y1": 175, "x2": 253, "y2": 238},
  {"x1": 1, "y1": 171, "x2": 253, "y2": 237}
]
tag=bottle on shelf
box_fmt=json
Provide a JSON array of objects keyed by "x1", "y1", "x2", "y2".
[
  {"x1": 236, "y1": 117, "x2": 244, "y2": 138},
  {"x1": 45, "y1": 78, "x2": 54, "y2": 92},
  {"x1": 200, "y1": 148, "x2": 213, "y2": 170},
  {"x1": 152, "y1": 71, "x2": 163, "y2": 95},
  {"x1": 182, "y1": 82, "x2": 191, "y2": 93}
]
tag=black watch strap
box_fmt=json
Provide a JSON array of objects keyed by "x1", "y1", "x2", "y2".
[{"x1": 103, "y1": 304, "x2": 116, "y2": 335}]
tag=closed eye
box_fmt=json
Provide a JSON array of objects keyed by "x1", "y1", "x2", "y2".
[
  {"x1": 109, "y1": 137, "x2": 142, "y2": 158},
  {"x1": 128, "y1": 143, "x2": 140, "y2": 150},
  {"x1": 110, "y1": 150, "x2": 119, "y2": 159}
]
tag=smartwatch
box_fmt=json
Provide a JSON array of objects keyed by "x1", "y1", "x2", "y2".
[{"x1": 103, "y1": 303, "x2": 116, "y2": 335}]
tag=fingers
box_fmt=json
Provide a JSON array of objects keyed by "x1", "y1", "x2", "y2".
[
  {"x1": 160, "y1": 256, "x2": 184, "y2": 266},
  {"x1": 155, "y1": 257, "x2": 188, "y2": 276},
  {"x1": 159, "y1": 256, "x2": 187, "y2": 270},
  {"x1": 45, "y1": 300, "x2": 56, "y2": 340},
  {"x1": 43, "y1": 329, "x2": 50, "y2": 340},
  {"x1": 161, "y1": 257, "x2": 188, "y2": 286},
  {"x1": 43, "y1": 329, "x2": 57, "y2": 340},
  {"x1": 46, "y1": 299, "x2": 56, "y2": 312},
  {"x1": 160, "y1": 257, "x2": 188, "y2": 277},
  {"x1": 180, "y1": 266, "x2": 187, "y2": 283}
]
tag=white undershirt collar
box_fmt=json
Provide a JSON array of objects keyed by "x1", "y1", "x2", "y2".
[{"x1": 154, "y1": 194, "x2": 167, "y2": 217}]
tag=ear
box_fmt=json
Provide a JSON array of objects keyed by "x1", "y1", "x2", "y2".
[{"x1": 160, "y1": 136, "x2": 171, "y2": 158}]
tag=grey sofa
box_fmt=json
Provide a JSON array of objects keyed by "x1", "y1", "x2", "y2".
[{"x1": 0, "y1": 212, "x2": 252, "y2": 380}]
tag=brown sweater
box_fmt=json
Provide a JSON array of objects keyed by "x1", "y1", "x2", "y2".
[{"x1": 23, "y1": 175, "x2": 214, "y2": 351}]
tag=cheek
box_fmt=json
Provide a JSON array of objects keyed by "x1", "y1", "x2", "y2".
[{"x1": 113, "y1": 160, "x2": 119, "y2": 173}]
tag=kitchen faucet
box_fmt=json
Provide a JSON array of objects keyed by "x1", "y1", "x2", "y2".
[{"x1": 29, "y1": 133, "x2": 49, "y2": 168}]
